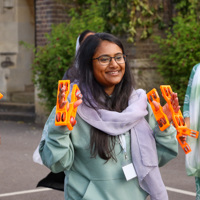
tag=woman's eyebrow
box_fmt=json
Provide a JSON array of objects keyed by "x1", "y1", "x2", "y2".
[
  {"x1": 99, "y1": 52, "x2": 123, "y2": 57},
  {"x1": 115, "y1": 52, "x2": 123, "y2": 55}
]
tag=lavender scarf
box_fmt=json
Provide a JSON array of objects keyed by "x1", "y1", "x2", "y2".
[{"x1": 76, "y1": 88, "x2": 168, "y2": 200}]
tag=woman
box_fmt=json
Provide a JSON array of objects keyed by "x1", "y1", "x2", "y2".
[
  {"x1": 39, "y1": 33, "x2": 179, "y2": 200},
  {"x1": 183, "y1": 63, "x2": 200, "y2": 200}
]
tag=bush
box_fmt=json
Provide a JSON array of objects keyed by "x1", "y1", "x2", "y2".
[
  {"x1": 33, "y1": 0, "x2": 196, "y2": 110},
  {"x1": 32, "y1": 2, "x2": 105, "y2": 111},
  {"x1": 151, "y1": 3, "x2": 200, "y2": 106}
]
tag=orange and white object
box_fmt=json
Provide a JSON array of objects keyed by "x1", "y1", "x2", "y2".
[
  {"x1": 147, "y1": 89, "x2": 170, "y2": 131},
  {"x1": 160, "y1": 85, "x2": 199, "y2": 154},
  {"x1": 55, "y1": 80, "x2": 81, "y2": 130}
]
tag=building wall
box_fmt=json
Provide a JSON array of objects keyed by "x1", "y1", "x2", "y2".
[
  {"x1": 35, "y1": 0, "x2": 69, "y2": 47},
  {"x1": 0, "y1": 0, "x2": 35, "y2": 103},
  {"x1": 0, "y1": 0, "x2": 18, "y2": 100}
]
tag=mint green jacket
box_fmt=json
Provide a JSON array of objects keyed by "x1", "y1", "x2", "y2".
[{"x1": 39, "y1": 104, "x2": 178, "y2": 200}]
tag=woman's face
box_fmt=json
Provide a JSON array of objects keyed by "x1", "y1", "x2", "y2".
[{"x1": 92, "y1": 41, "x2": 125, "y2": 95}]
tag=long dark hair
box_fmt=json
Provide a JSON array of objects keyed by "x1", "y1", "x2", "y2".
[{"x1": 67, "y1": 33, "x2": 135, "y2": 161}]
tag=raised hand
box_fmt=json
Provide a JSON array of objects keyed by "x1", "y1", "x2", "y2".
[
  {"x1": 55, "y1": 80, "x2": 83, "y2": 129},
  {"x1": 58, "y1": 83, "x2": 68, "y2": 109},
  {"x1": 162, "y1": 92, "x2": 180, "y2": 122}
]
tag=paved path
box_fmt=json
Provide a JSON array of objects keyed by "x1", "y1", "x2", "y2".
[{"x1": 0, "y1": 120, "x2": 196, "y2": 200}]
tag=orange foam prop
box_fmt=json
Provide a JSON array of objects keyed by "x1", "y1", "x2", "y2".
[
  {"x1": 147, "y1": 89, "x2": 170, "y2": 131},
  {"x1": 160, "y1": 85, "x2": 199, "y2": 154},
  {"x1": 55, "y1": 80, "x2": 81, "y2": 130}
]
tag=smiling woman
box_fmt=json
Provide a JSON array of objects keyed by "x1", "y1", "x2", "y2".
[
  {"x1": 39, "y1": 32, "x2": 180, "y2": 200},
  {"x1": 92, "y1": 41, "x2": 126, "y2": 95}
]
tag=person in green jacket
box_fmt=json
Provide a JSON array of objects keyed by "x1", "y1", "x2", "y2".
[
  {"x1": 183, "y1": 63, "x2": 200, "y2": 200},
  {"x1": 39, "y1": 32, "x2": 179, "y2": 200}
]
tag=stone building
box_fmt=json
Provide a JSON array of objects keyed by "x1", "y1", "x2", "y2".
[
  {"x1": 0, "y1": 0, "x2": 68, "y2": 123},
  {"x1": 0, "y1": 0, "x2": 35, "y2": 121},
  {"x1": 0, "y1": 0, "x2": 174, "y2": 124}
]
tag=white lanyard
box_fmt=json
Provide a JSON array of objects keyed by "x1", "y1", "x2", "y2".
[
  {"x1": 119, "y1": 134, "x2": 137, "y2": 181},
  {"x1": 119, "y1": 134, "x2": 128, "y2": 159}
]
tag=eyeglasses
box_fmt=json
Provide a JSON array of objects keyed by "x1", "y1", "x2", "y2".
[{"x1": 92, "y1": 54, "x2": 127, "y2": 65}]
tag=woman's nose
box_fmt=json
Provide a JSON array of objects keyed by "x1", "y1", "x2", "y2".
[{"x1": 109, "y1": 57, "x2": 118, "y2": 67}]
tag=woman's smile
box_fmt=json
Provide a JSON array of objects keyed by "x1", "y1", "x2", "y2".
[{"x1": 106, "y1": 70, "x2": 120, "y2": 75}]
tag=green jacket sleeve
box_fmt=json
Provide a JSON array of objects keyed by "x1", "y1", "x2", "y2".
[
  {"x1": 146, "y1": 103, "x2": 178, "y2": 167},
  {"x1": 183, "y1": 64, "x2": 199, "y2": 118},
  {"x1": 39, "y1": 107, "x2": 74, "y2": 173}
]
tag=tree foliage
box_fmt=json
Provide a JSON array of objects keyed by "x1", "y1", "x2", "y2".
[
  {"x1": 32, "y1": 1, "x2": 105, "y2": 110},
  {"x1": 151, "y1": 0, "x2": 200, "y2": 105},
  {"x1": 33, "y1": 0, "x2": 165, "y2": 111},
  {"x1": 33, "y1": 0, "x2": 198, "y2": 110}
]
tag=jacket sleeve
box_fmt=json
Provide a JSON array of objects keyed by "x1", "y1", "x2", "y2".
[
  {"x1": 147, "y1": 103, "x2": 178, "y2": 167},
  {"x1": 183, "y1": 64, "x2": 198, "y2": 118},
  {"x1": 39, "y1": 106, "x2": 74, "y2": 173}
]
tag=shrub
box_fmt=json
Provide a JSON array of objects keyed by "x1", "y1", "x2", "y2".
[
  {"x1": 33, "y1": 0, "x2": 167, "y2": 111},
  {"x1": 32, "y1": 2, "x2": 105, "y2": 111},
  {"x1": 151, "y1": 1, "x2": 200, "y2": 105}
]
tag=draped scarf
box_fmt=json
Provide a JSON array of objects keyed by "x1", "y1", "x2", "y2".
[{"x1": 76, "y1": 88, "x2": 168, "y2": 200}]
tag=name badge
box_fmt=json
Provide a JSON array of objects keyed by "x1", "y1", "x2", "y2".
[{"x1": 122, "y1": 163, "x2": 137, "y2": 181}]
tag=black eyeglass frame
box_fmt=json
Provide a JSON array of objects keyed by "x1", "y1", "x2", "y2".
[{"x1": 92, "y1": 54, "x2": 127, "y2": 65}]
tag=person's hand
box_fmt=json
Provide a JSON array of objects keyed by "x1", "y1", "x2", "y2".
[
  {"x1": 179, "y1": 135, "x2": 187, "y2": 143},
  {"x1": 152, "y1": 101, "x2": 161, "y2": 112},
  {"x1": 58, "y1": 84, "x2": 68, "y2": 109},
  {"x1": 73, "y1": 90, "x2": 83, "y2": 109},
  {"x1": 162, "y1": 92, "x2": 180, "y2": 122},
  {"x1": 152, "y1": 92, "x2": 180, "y2": 122},
  {"x1": 58, "y1": 84, "x2": 83, "y2": 126},
  {"x1": 68, "y1": 90, "x2": 82, "y2": 126},
  {"x1": 58, "y1": 85, "x2": 83, "y2": 109}
]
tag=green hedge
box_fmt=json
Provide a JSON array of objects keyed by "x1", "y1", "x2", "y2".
[
  {"x1": 152, "y1": 2, "x2": 200, "y2": 106},
  {"x1": 33, "y1": 0, "x2": 199, "y2": 110}
]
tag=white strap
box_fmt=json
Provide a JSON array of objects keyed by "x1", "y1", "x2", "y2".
[{"x1": 119, "y1": 134, "x2": 126, "y2": 153}]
